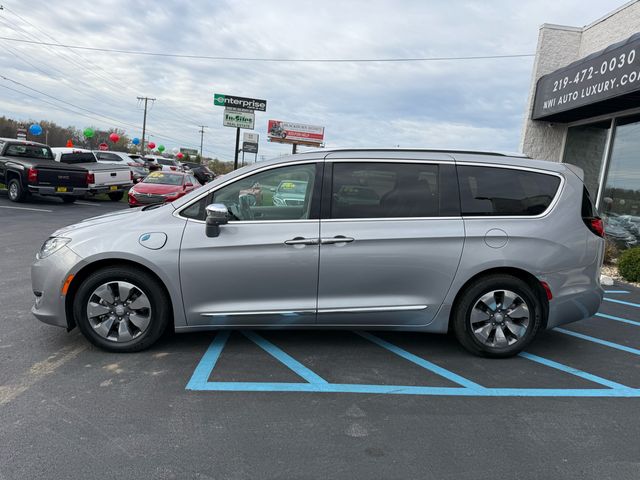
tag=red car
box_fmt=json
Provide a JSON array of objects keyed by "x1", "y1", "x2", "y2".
[{"x1": 128, "y1": 171, "x2": 200, "y2": 207}]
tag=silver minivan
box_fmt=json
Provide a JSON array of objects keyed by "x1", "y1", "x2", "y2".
[{"x1": 31, "y1": 149, "x2": 605, "y2": 357}]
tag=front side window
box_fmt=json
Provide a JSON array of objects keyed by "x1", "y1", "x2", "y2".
[
  {"x1": 181, "y1": 163, "x2": 317, "y2": 221},
  {"x1": 457, "y1": 166, "x2": 560, "y2": 216},
  {"x1": 331, "y1": 162, "x2": 440, "y2": 218}
]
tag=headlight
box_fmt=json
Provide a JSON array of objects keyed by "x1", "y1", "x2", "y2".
[{"x1": 38, "y1": 237, "x2": 71, "y2": 259}]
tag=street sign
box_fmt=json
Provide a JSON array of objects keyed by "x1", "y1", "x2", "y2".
[
  {"x1": 243, "y1": 132, "x2": 259, "y2": 143},
  {"x1": 98, "y1": 142, "x2": 109, "y2": 151},
  {"x1": 213, "y1": 93, "x2": 267, "y2": 112},
  {"x1": 243, "y1": 142, "x2": 258, "y2": 154},
  {"x1": 180, "y1": 147, "x2": 199, "y2": 156},
  {"x1": 224, "y1": 109, "x2": 255, "y2": 129}
]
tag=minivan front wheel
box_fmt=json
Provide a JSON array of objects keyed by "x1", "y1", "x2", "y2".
[
  {"x1": 73, "y1": 266, "x2": 170, "y2": 352},
  {"x1": 452, "y1": 275, "x2": 542, "y2": 358}
]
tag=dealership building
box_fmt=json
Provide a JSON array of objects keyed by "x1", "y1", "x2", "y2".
[{"x1": 521, "y1": 0, "x2": 640, "y2": 230}]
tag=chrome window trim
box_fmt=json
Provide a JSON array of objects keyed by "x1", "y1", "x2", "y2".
[
  {"x1": 173, "y1": 159, "x2": 320, "y2": 222},
  {"x1": 326, "y1": 158, "x2": 454, "y2": 164},
  {"x1": 322, "y1": 216, "x2": 461, "y2": 223},
  {"x1": 202, "y1": 309, "x2": 316, "y2": 317},
  {"x1": 455, "y1": 162, "x2": 566, "y2": 220}
]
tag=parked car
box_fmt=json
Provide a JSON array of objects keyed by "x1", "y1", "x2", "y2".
[
  {"x1": 50, "y1": 148, "x2": 132, "y2": 201},
  {"x1": 93, "y1": 150, "x2": 149, "y2": 183},
  {"x1": 0, "y1": 139, "x2": 110, "y2": 203},
  {"x1": 143, "y1": 155, "x2": 182, "y2": 172},
  {"x1": 31, "y1": 149, "x2": 604, "y2": 357},
  {"x1": 273, "y1": 180, "x2": 308, "y2": 206},
  {"x1": 128, "y1": 170, "x2": 200, "y2": 207},
  {"x1": 181, "y1": 161, "x2": 215, "y2": 185}
]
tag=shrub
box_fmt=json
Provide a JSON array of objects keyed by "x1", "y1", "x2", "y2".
[
  {"x1": 618, "y1": 247, "x2": 640, "y2": 282},
  {"x1": 604, "y1": 240, "x2": 619, "y2": 266}
]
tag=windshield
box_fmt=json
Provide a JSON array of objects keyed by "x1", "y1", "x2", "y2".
[
  {"x1": 5, "y1": 144, "x2": 53, "y2": 159},
  {"x1": 142, "y1": 171, "x2": 183, "y2": 185},
  {"x1": 60, "y1": 152, "x2": 96, "y2": 164},
  {"x1": 157, "y1": 158, "x2": 176, "y2": 166},
  {"x1": 277, "y1": 180, "x2": 308, "y2": 194}
]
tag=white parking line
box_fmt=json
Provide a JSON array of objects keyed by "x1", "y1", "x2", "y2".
[
  {"x1": 0, "y1": 205, "x2": 53, "y2": 213},
  {"x1": 74, "y1": 201, "x2": 103, "y2": 206}
]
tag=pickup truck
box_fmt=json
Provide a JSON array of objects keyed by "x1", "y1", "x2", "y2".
[
  {"x1": 51, "y1": 148, "x2": 132, "y2": 201},
  {"x1": 0, "y1": 139, "x2": 130, "y2": 203}
]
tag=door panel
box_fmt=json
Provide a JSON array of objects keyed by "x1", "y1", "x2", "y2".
[
  {"x1": 180, "y1": 220, "x2": 319, "y2": 326},
  {"x1": 317, "y1": 219, "x2": 464, "y2": 325}
]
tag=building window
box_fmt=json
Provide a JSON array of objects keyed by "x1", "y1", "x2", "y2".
[
  {"x1": 600, "y1": 115, "x2": 640, "y2": 250},
  {"x1": 563, "y1": 120, "x2": 611, "y2": 200}
]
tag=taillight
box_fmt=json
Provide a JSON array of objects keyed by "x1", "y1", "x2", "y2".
[
  {"x1": 27, "y1": 167, "x2": 38, "y2": 183},
  {"x1": 170, "y1": 166, "x2": 177, "y2": 171},
  {"x1": 583, "y1": 216, "x2": 605, "y2": 238},
  {"x1": 127, "y1": 162, "x2": 139, "y2": 167},
  {"x1": 86, "y1": 172, "x2": 95, "y2": 184}
]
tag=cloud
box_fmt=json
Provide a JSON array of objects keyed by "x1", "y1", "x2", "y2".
[{"x1": 0, "y1": 0, "x2": 627, "y2": 161}]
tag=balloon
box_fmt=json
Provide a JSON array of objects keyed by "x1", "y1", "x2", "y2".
[
  {"x1": 29, "y1": 124, "x2": 43, "y2": 136},
  {"x1": 132, "y1": 137, "x2": 140, "y2": 145},
  {"x1": 172, "y1": 147, "x2": 179, "y2": 154},
  {"x1": 109, "y1": 132, "x2": 120, "y2": 143},
  {"x1": 176, "y1": 152, "x2": 184, "y2": 160},
  {"x1": 148, "y1": 142, "x2": 156, "y2": 150},
  {"x1": 66, "y1": 139, "x2": 73, "y2": 147},
  {"x1": 83, "y1": 128, "x2": 95, "y2": 139},
  {"x1": 157, "y1": 145, "x2": 165, "y2": 153}
]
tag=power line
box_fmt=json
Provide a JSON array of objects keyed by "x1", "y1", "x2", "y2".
[{"x1": 0, "y1": 36, "x2": 535, "y2": 63}]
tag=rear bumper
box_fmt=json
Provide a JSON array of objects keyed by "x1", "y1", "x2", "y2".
[{"x1": 29, "y1": 186, "x2": 88, "y2": 197}]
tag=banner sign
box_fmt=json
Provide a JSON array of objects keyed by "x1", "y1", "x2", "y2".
[
  {"x1": 214, "y1": 93, "x2": 267, "y2": 112},
  {"x1": 533, "y1": 33, "x2": 640, "y2": 121},
  {"x1": 223, "y1": 109, "x2": 255, "y2": 129},
  {"x1": 267, "y1": 120, "x2": 325, "y2": 144},
  {"x1": 180, "y1": 148, "x2": 199, "y2": 156}
]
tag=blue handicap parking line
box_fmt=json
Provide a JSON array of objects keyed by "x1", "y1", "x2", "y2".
[
  {"x1": 186, "y1": 330, "x2": 640, "y2": 397},
  {"x1": 556, "y1": 328, "x2": 640, "y2": 356},
  {"x1": 596, "y1": 312, "x2": 640, "y2": 327},
  {"x1": 603, "y1": 290, "x2": 629, "y2": 294},
  {"x1": 355, "y1": 331, "x2": 483, "y2": 389},
  {"x1": 604, "y1": 297, "x2": 640, "y2": 309}
]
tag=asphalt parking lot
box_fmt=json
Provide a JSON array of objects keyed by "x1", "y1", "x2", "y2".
[{"x1": 1, "y1": 192, "x2": 640, "y2": 480}]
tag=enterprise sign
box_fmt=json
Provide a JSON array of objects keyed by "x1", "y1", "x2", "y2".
[
  {"x1": 532, "y1": 32, "x2": 640, "y2": 121},
  {"x1": 213, "y1": 93, "x2": 267, "y2": 112}
]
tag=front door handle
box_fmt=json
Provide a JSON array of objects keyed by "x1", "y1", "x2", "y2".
[
  {"x1": 284, "y1": 237, "x2": 319, "y2": 246},
  {"x1": 320, "y1": 235, "x2": 355, "y2": 245}
]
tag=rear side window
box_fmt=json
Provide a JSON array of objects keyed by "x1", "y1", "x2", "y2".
[
  {"x1": 457, "y1": 166, "x2": 560, "y2": 216},
  {"x1": 60, "y1": 153, "x2": 96, "y2": 164},
  {"x1": 331, "y1": 162, "x2": 444, "y2": 218}
]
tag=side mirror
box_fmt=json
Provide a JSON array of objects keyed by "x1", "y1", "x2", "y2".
[{"x1": 205, "y1": 203, "x2": 229, "y2": 238}]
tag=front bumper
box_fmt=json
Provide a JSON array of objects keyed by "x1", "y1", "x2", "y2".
[{"x1": 31, "y1": 245, "x2": 85, "y2": 328}]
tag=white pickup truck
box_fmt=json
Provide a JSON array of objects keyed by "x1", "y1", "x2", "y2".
[{"x1": 50, "y1": 148, "x2": 132, "y2": 201}]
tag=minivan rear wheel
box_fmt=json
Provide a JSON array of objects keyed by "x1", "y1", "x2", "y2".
[
  {"x1": 452, "y1": 274, "x2": 542, "y2": 358},
  {"x1": 73, "y1": 266, "x2": 170, "y2": 352}
]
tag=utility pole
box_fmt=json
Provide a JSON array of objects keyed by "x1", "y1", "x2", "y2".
[
  {"x1": 198, "y1": 125, "x2": 208, "y2": 161},
  {"x1": 233, "y1": 127, "x2": 240, "y2": 170},
  {"x1": 137, "y1": 96, "x2": 156, "y2": 155}
]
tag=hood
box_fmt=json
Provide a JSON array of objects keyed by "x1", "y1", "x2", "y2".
[
  {"x1": 132, "y1": 182, "x2": 184, "y2": 194},
  {"x1": 51, "y1": 203, "x2": 174, "y2": 237}
]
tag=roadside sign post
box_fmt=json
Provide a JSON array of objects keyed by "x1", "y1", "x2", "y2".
[{"x1": 214, "y1": 93, "x2": 266, "y2": 170}]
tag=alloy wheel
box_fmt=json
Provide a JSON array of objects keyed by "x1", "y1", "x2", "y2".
[
  {"x1": 86, "y1": 281, "x2": 152, "y2": 342},
  {"x1": 469, "y1": 289, "x2": 530, "y2": 348}
]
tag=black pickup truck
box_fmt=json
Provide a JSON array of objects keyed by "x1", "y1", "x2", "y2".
[{"x1": 0, "y1": 139, "x2": 129, "y2": 203}]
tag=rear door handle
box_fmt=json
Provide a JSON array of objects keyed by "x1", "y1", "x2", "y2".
[
  {"x1": 320, "y1": 236, "x2": 355, "y2": 245},
  {"x1": 284, "y1": 237, "x2": 319, "y2": 246}
]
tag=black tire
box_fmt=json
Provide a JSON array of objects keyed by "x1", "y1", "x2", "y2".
[
  {"x1": 452, "y1": 274, "x2": 543, "y2": 358},
  {"x1": 61, "y1": 196, "x2": 76, "y2": 204},
  {"x1": 7, "y1": 178, "x2": 27, "y2": 202},
  {"x1": 108, "y1": 191, "x2": 124, "y2": 202},
  {"x1": 73, "y1": 266, "x2": 171, "y2": 352}
]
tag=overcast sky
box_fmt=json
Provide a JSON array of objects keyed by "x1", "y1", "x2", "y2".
[{"x1": 0, "y1": 0, "x2": 630, "y2": 161}]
